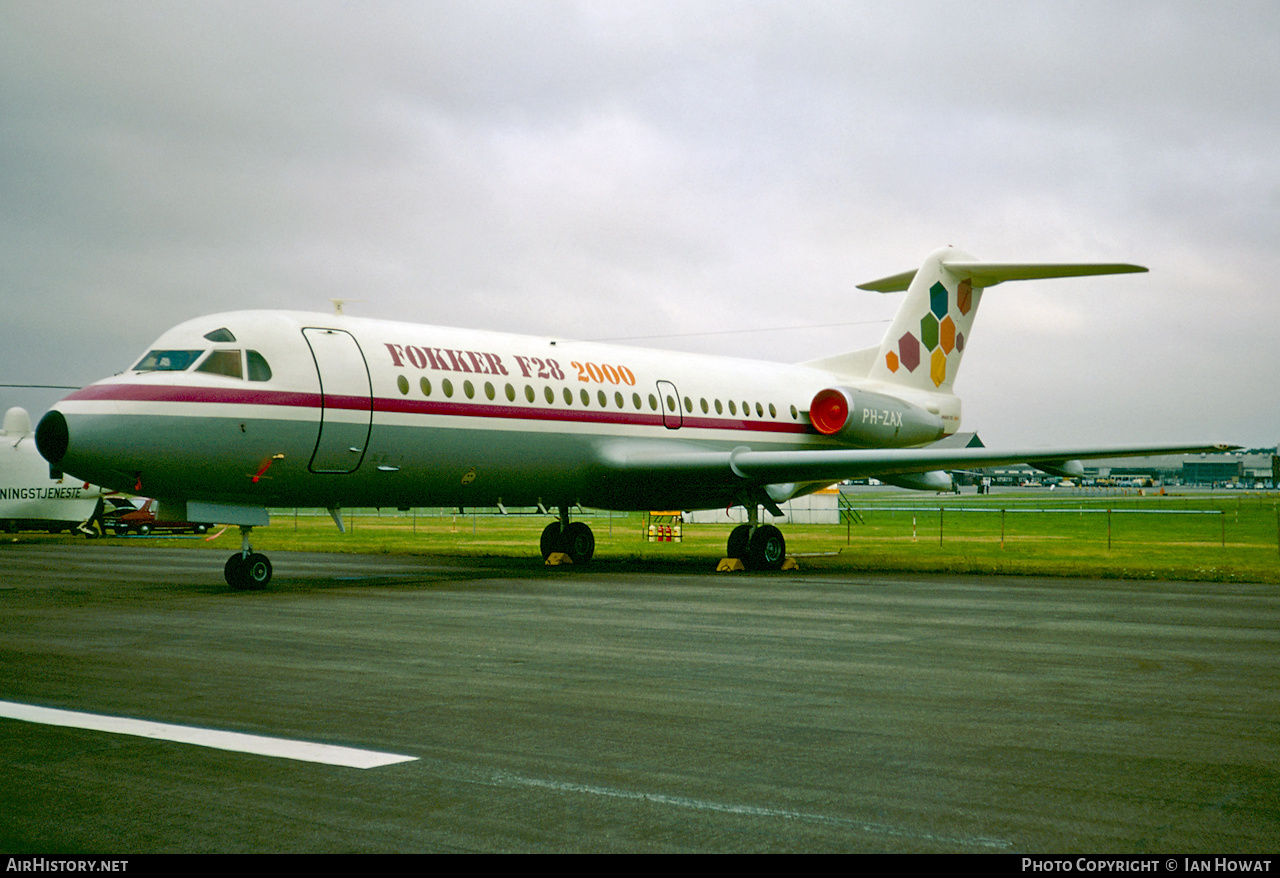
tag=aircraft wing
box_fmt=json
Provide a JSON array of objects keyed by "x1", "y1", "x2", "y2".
[{"x1": 602, "y1": 442, "x2": 1237, "y2": 487}]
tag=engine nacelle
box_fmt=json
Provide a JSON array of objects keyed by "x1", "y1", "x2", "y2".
[
  {"x1": 809, "y1": 386, "x2": 945, "y2": 448},
  {"x1": 880, "y1": 471, "x2": 956, "y2": 492}
]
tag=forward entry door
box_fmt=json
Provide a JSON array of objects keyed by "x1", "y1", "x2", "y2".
[{"x1": 304, "y1": 327, "x2": 373, "y2": 473}]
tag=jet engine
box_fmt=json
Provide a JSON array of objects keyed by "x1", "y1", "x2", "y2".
[
  {"x1": 808, "y1": 386, "x2": 945, "y2": 448},
  {"x1": 880, "y1": 471, "x2": 956, "y2": 492}
]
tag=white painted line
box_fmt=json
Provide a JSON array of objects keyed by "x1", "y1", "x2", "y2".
[{"x1": 0, "y1": 700, "x2": 417, "y2": 769}]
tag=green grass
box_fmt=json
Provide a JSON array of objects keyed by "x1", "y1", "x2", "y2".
[
  {"x1": 809, "y1": 489, "x2": 1280, "y2": 582},
  {"x1": 16, "y1": 490, "x2": 1280, "y2": 582}
]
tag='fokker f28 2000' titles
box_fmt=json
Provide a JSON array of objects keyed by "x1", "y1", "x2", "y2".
[{"x1": 36, "y1": 247, "x2": 1231, "y2": 587}]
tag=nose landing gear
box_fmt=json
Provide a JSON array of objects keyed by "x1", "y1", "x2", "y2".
[{"x1": 225, "y1": 525, "x2": 273, "y2": 590}]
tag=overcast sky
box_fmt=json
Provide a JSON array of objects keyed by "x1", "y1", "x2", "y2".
[{"x1": 2, "y1": 1, "x2": 1276, "y2": 447}]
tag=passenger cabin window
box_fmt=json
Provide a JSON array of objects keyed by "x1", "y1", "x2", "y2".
[
  {"x1": 197, "y1": 350, "x2": 243, "y2": 378},
  {"x1": 134, "y1": 350, "x2": 204, "y2": 371}
]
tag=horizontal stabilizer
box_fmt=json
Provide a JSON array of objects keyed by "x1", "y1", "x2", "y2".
[
  {"x1": 857, "y1": 260, "x2": 1147, "y2": 293},
  {"x1": 856, "y1": 269, "x2": 920, "y2": 293}
]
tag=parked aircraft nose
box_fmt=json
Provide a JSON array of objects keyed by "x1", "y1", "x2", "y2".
[{"x1": 35, "y1": 409, "x2": 69, "y2": 467}]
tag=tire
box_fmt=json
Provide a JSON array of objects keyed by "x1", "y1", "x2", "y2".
[
  {"x1": 225, "y1": 553, "x2": 272, "y2": 589},
  {"x1": 193, "y1": 524, "x2": 209, "y2": 534},
  {"x1": 540, "y1": 522, "x2": 562, "y2": 559},
  {"x1": 746, "y1": 525, "x2": 786, "y2": 571},
  {"x1": 114, "y1": 524, "x2": 130, "y2": 536},
  {"x1": 726, "y1": 524, "x2": 751, "y2": 559},
  {"x1": 225, "y1": 554, "x2": 249, "y2": 589},
  {"x1": 137, "y1": 523, "x2": 152, "y2": 536},
  {"x1": 562, "y1": 522, "x2": 595, "y2": 563}
]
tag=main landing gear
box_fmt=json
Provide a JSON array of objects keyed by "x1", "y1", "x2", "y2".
[
  {"x1": 225, "y1": 525, "x2": 272, "y2": 590},
  {"x1": 540, "y1": 505, "x2": 595, "y2": 564},
  {"x1": 725, "y1": 505, "x2": 787, "y2": 571}
]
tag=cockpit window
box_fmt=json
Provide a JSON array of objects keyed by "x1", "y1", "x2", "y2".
[
  {"x1": 246, "y1": 350, "x2": 272, "y2": 382},
  {"x1": 196, "y1": 350, "x2": 243, "y2": 378},
  {"x1": 134, "y1": 350, "x2": 204, "y2": 371},
  {"x1": 203, "y1": 328, "x2": 236, "y2": 342}
]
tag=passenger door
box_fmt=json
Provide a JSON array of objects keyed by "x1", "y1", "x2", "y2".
[{"x1": 303, "y1": 328, "x2": 372, "y2": 474}]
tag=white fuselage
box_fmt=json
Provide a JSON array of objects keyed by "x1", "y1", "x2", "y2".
[{"x1": 40, "y1": 310, "x2": 960, "y2": 514}]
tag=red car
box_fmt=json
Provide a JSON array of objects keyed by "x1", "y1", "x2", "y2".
[{"x1": 104, "y1": 498, "x2": 210, "y2": 536}]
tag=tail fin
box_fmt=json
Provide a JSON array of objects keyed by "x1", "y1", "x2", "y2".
[{"x1": 862, "y1": 247, "x2": 1146, "y2": 393}]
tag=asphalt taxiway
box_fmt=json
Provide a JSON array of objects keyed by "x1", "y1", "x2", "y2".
[{"x1": 2, "y1": 544, "x2": 1277, "y2": 853}]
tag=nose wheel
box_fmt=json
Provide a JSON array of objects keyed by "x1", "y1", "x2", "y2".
[
  {"x1": 225, "y1": 525, "x2": 273, "y2": 589},
  {"x1": 225, "y1": 552, "x2": 273, "y2": 590}
]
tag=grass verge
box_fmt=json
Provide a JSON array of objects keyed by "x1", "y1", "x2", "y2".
[{"x1": 22, "y1": 490, "x2": 1272, "y2": 583}]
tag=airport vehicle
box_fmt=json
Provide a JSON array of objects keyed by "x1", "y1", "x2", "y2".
[
  {"x1": 1, "y1": 407, "x2": 101, "y2": 534},
  {"x1": 101, "y1": 497, "x2": 211, "y2": 536},
  {"x1": 35, "y1": 247, "x2": 1231, "y2": 587}
]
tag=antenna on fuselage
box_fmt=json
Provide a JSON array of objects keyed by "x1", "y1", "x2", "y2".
[{"x1": 329, "y1": 298, "x2": 364, "y2": 316}]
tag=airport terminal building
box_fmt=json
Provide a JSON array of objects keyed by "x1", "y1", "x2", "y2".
[{"x1": 976, "y1": 450, "x2": 1278, "y2": 488}]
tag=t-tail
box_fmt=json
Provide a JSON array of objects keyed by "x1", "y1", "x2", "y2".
[{"x1": 857, "y1": 247, "x2": 1147, "y2": 393}]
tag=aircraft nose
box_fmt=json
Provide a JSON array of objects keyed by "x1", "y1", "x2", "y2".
[{"x1": 36, "y1": 409, "x2": 69, "y2": 466}]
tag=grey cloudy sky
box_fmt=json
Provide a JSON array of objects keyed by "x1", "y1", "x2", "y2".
[{"x1": 2, "y1": 1, "x2": 1276, "y2": 447}]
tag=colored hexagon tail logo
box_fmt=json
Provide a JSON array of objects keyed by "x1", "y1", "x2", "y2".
[
  {"x1": 930, "y1": 282, "x2": 948, "y2": 319},
  {"x1": 920, "y1": 313, "x2": 939, "y2": 351},
  {"x1": 930, "y1": 348, "x2": 946, "y2": 387},
  {"x1": 898, "y1": 332, "x2": 920, "y2": 372}
]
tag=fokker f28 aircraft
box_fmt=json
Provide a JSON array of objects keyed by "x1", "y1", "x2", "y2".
[{"x1": 36, "y1": 247, "x2": 1230, "y2": 587}]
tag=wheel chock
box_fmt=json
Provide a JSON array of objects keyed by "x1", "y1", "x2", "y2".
[
  {"x1": 716, "y1": 557, "x2": 798, "y2": 572},
  {"x1": 545, "y1": 552, "x2": 573, "y2": 565}
]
